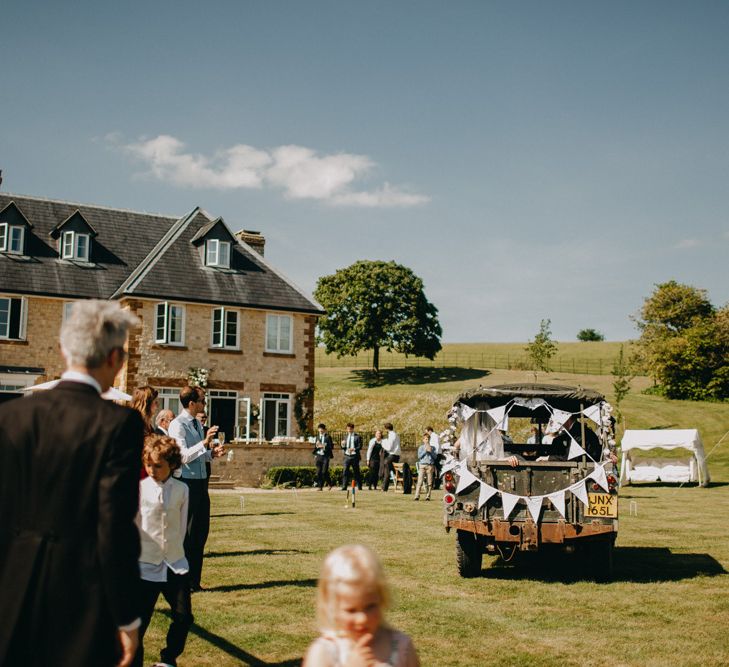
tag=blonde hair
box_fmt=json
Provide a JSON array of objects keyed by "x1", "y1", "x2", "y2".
[{"x1": 316, "y1": 544, "x2": 389, "y2": 631}]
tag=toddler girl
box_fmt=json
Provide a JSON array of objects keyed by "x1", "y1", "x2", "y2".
[{"x1": 303, "y1": 545, "x2": 419, "y2": 667}]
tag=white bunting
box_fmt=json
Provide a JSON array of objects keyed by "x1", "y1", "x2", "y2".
[
  {"x1": 567, "y1": 436, "x2": 587, "y2": 460},
  {"x1": 551, "y1": 409, "x2": 572, "y2": 430},
  {"x1": 501, "y1": 492, "x2": 521, "y2": 519},
  {"x1": 478, "y1": 482, "x2": 498, "y2": 509},
  {"x1": 588, "y1": 464, "x2": 609, "y2": 492},
  {"x1": 570, "y1": 480, "x2": 589, "y2": 506},
  {"x1": 547, "y1": 490, "x2": 566, "y2": 518},
  {"x1": 513, "y1": 397, "x2": 547, "y2": 410},
  {"x1": 459, "y1": 403, "x2": 476, "y2": 422},
  {"x1": 486, "y1": 405, "x2": 508, "y2": 429},
  {"x1": 455, "y1": 464, "x2": 479, "y2": 494},
  {"x1": 582, "y1": 404, "x2": 602, "y2": 426},
  {"x1": 440, "y1": 459, "x2": 458, "y2": 477},
  {"x1": 525, "y1": 496, "x2": 543, "y2": 522}
]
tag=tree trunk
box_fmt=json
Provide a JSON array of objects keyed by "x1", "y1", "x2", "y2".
[{"x1": 372, "y1": 346, "x2": 380, "y2": 373}]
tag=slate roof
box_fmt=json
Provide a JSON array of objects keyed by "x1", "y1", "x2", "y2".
[{"x1": 0, "y1": 193, "x2": 323, "y2": 314}]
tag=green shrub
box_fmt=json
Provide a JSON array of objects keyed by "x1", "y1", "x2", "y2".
[{"x1": 263, "y1": 466, "x2": 372, "y2": 488}]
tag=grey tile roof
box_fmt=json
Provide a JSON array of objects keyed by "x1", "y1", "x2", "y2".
[{"x1": 0, "y1": 193, "x2": 323, "y2": 314}]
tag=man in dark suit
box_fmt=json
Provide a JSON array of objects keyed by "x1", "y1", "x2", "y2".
[
  {"x1": 0, "y1": 300, "x2": 144, "y2": 667},
  {"x1": 340, "y1": 422, "x2": 363, "y2": 491},
  {"x1": 312, "y1": 423, "x2": 334, "y2": 490}
]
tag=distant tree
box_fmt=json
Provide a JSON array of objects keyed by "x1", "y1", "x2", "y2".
[
  {"x1": 635, "y1": 281, "x2": 728, "y2": 400},
  {"x1": 525, "y1": 319, "x2": 558, "y2": 380},
  {"x1": 577, "y1": 328, "x2": 605, "y2": 342},
  {"x1": 314, "y1": 260, "x2": 442, "y2": 373},
  {"x1": 611, "y1": 344, "x2": 634, "y2": 422}
]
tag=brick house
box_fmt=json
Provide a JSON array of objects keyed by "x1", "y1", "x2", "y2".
[{"x1": 0, "y1": 193, "x2": 324, "y2": 440}]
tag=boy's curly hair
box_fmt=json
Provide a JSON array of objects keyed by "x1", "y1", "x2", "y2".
[{"x1": 142, "y1": 434, "x2": 182, "y2": 471}]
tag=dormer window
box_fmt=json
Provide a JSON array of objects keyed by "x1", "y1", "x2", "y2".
[
  {"x1": 206, "y1": 239, "x2": 230, "y2": 268},
  {"x1": 61, "y1": 231, "x2": 90, "y2": 261},
  {"x1": 0, "y1": 223, "x2": 25, "y2": 255}
]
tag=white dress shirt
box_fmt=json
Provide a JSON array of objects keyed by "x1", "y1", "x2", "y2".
[
  {"x1": 429, "y1": 432, "x2": 440, "y2": 455},
  {"x1": 60, "y1": 370, "x2": 102, "y2": 394},
  {"x1": 383, "y1": 430, "x2": 401, "y2": 456}
]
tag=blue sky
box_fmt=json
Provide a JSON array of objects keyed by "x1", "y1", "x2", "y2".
[{"x1": 3, "y1": 0, "x2": 728, "y2": 341}]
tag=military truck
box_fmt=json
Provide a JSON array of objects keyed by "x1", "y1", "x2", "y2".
[{"x1": 442, "y1": 384, "x2": 618, "y2": 580}]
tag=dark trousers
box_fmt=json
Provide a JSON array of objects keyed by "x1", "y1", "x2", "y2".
[
  {"x1": 315, "y1": 455, "x2": 331, "y2": 489},
  {"x1": 133, "y1": 570, "x2": 193, "y2": 667},
  {"x1": 381, "y1": 454, "x2": 400, "y2": 491},
  {"x1": 180, "y1": 478, "x2": 210, "y2": 588},
  {"x1": 367, "y1": 458, "x2": 380, "y2": 489},
  {"x1": 342, "y1": 455, "x2": 362, "y2": 490}
]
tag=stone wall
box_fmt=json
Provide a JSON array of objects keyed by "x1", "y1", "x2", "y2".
[{"x1": 212, "y1": 442, "x2": 417, "y2": 487}]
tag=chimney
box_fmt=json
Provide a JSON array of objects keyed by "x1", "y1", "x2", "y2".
[{"x1": 234, "y1": 229, "x2": 265, "y2": 256}]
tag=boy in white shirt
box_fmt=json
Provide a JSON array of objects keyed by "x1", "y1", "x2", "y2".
[{"x1": 134, "y1": 435, "x2": 192, "y2": 667}]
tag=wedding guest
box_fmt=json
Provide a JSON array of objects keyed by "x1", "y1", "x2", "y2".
[
  {"x1": 303, "y1": 544, "x2": 419, "y2": 667},
  {"x1": 134, "y1": 435, "x2": 192, "y2": 667},
  {"x1": 130, "y1": 385, "x2": 159, "y2": 436},
  {"x1": 168, "y1": 386, "x2": 223, "y2": 592},
  {"x1": 414, "y1": 433, "x2": 437, "y2": 501},
  {"x1": 0, "y1": 299, "x2": 143, "y2": 666},
  {"x1": 155, "y1": 409, "x2": 175, "y2": 436},
  {"x1": 366, "y1": 429, "x2": 385, "y2": 490},
  {"x1": 340, "y1": 422, "x2": 363, "y2": 491},
  {"x1": 381, "y1": 422, "x2": 401, "y2": 492},
  {"x1": 313, "y1": 423, "x2": 334, "y2": 491}
]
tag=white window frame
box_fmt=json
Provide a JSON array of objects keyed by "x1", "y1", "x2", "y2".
[
  {"x1": 0, "y1": 296, "x2": 27, "y2": 340},
  {"x1": 60, "y1": 230, "x2": 90, "y2": 261},
  {"x1": 205, "y1": 239, "x2": 231, "y2": 268},
  {"x1": 211, "y1": 306, "x2": 240, "y2": 349},
  {"x1": 62, "y1": 301, "x2": 75, "y2": 323},
  {"x1": 157, "y1": 387, "x2": 182, "y2": 419},
  {"x1": 265, "y1": 313, "x2": 293, "y2": 354},
  {"x1": 0, "y1": 223, "x2": 24, "y2": 255},
  {"x1": 154, "y1": 302, "x2": 186, "y2": 346},
  {"x1": 262, "y1": 392, "x2": 291, "y2": 439},
  {"x1": 0, "y1": 372, "x2": 40, "y2": 393}
]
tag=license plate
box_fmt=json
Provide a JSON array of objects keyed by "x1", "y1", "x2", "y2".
[{"x1": 586, "y1": 493, "x2": 618, "y2": 518}]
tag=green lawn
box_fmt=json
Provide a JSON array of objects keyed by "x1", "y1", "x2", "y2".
[
  {"x1": 143, "y1": 485, "x2": 729, "y2": 666},
  {"x1": 142, "y1": 363, "x2": 729, "y2": 665}
]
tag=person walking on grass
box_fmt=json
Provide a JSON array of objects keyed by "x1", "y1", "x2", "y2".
[
  {"x1": 380, "y1": 422, "x2": 401, "y2": 492},
  {"x1": 134, "y1": 435, "x2": 193, "y2": 667},
  {"x1": 414, "y1": 432, "x2": 437, "y2": 501},
  {"x1": 313, "y1": 423, "x2": 334, "y2": 490},
  {"x1": 340, "y1": 422, "x2": 363, "y2": 491}
]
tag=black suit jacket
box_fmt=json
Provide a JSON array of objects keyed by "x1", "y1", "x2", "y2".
[
  {"x1": 313, "y1": 433, "x2": 334, "y2": 459},
  {"x1": 0, "y1": 381, "x2": 144, "y2": 666},
  {"x1": 341, "y1": 432, "x2": 363, "y2": 459}
]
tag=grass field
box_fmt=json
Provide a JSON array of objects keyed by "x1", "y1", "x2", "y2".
[
  {"x1": 143, "y1": 485, "x2": 729, "y2": 666},
  {"x1": 143, "y1": 355, "x2": 729, "y2": 666}
]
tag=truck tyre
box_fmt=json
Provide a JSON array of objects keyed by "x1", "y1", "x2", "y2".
[
  {"x1": 591, "y1": 540, "x2": 614, "y2": 582},
  {"x1": 402, "y1": 463, "x2": 413, "y2": 494},
  {"x1": 456, "y1": 530, "x2": 482, "y2": 578}
]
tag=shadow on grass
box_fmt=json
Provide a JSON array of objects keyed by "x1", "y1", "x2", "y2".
[
  {"x1": 162, "y1": 611, "x2": 302, "y2": 666},
  {"x1": 205, "y1": 578, "x2": 317, "y2": 593},
  {"x1": 350, "y1": 366, "x2": 490, "y2": 388},
  {"x1": 205, "y1": 548, "x2": 309, "y2": 559},
  {"x1": 480, "y1": 546, "x2": 726, "y2": 583},
  {"x1": 211, "y1": 512, "x2": 296, "y2": 518}
]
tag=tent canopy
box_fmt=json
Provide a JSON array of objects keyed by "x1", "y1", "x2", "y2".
[{"x1": 620, "y1": 429, "x2": 710, "y2": 486}]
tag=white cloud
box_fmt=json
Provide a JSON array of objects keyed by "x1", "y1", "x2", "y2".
[
  {"x1": 117, "y1": 134, "x2": 428, "y2": 208},
  {"x1": 674, "y1": 238, "x2": 701, "y2": 249}
]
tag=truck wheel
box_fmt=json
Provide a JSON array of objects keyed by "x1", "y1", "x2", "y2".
[
  {"x1": 456, "y1": 530, "x2": 482, "y2": 578},
  {"x1": 590, "y1": 540, "x2": 614, "y2": 582}
]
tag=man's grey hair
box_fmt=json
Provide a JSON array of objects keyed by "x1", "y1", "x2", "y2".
[
  {"x1": 60, "y1": 300, "x2": 139, "y2": 369},
  {"x1": 155, "y1": 409, "x2": 174, "y2": 426}
]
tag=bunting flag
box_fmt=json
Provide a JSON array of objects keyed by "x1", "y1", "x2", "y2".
[
  {"x1": 588, "y1": 464, "x2": 609, "y2": 491},
  {"x1": 582, "y1": 404, "x2": 603, "y2": 426},
  {"x1": 567, "y1": 436, "x2": 587, "y2": 460},
  {"x1": 440, "y1": 459, "x2": 458, "y2": 476},
  {"x1": 570, "y1": 480, "x2": 589, "y2": 506},
  {"x1": 458, "y1": 403, "x2": 476, "y2": 422},
  {"x1": 525, "y1": 495, "x2": 543, "y2": 522},
  {"x1": 455, "y1": 463, "x2": 479, "y2": 494},
  {"x1": 485, "y1": 404, "x2": 508, "y2": 429},
  {"x1": 501, "y1": 492, "x2": 521, "y2": 519},
  {"x1": 478, "y1": 483, "x2": 498, "y2": 509},
  {"x1": 547, "y1": 490, "x2": 566, "y2": 518},
  {"x1": 513, "y1": 397, "x2": 547, "y2": 410}
]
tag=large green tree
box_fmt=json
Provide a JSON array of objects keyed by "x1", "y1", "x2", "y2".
[
  {"x1": 635, "y1": 281, "x2": 729, "y2": 400},
  {"x1": 314, "y1": 260, "x2": 442, "y2": 372}
]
